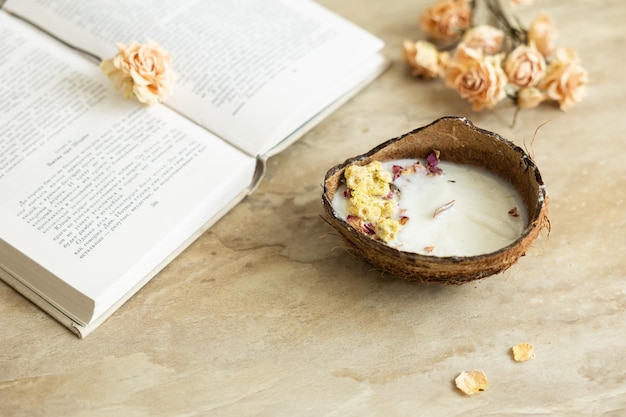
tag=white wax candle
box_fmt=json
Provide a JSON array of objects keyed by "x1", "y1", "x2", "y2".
[{"x1": 332, "y1": 158, "x2": 526, "y2": 257}]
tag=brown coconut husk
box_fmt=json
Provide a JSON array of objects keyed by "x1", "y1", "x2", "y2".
[{"x1": 322, "y1": 116, "x2": 549, "y2": 284}]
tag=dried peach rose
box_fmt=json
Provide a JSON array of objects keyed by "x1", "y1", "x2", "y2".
[
  {"x1": 100, "y1": 40, "x2": 174, "y2": 105},
  {"x1": 512, "y1": 343, "x2": 535, "y2": 361},
  {"x1": 528, "y1": 12, "x2": 557, "y2": 57},
  {"x1": 402, "y1": 40, "x2": 449, "y2": 79},
  {"x1": 455, "y1": 370, "x2": 488, "y2": 395},
  {"x1": 461, "y1": 25, "x2": 504, "y2": 54},
  {"x1": 444, "y1": 44, "x2": 508, "y2": 111},
  {"x1": 419, "y1": 0, "x2": 472, "y2": 42},
  {"x1": 537, "y1": 47, "x2": 588, "y2": 111},
  {"x1": 504, "y1": 42, "x2": 546, "y2": 88},
  {"x1": 516, "y1": 87, "x2": 546, "y2": 109}
]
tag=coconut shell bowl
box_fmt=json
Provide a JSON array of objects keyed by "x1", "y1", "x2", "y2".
[{"x1": 322, "y1": 116, "x2": 549, "y2": 284}]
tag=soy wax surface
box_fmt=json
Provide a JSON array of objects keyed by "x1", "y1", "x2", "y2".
[{"x1": 332, "y1": 159, "x2": 527, "y2": 257}]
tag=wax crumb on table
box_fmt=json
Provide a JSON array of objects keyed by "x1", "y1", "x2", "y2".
[
  {"x1": 512, "y1": 343, "x2": 535, "y2": 362},
  {"x1": 454, "y1": 370, "x2": 488, "y2": 395}
]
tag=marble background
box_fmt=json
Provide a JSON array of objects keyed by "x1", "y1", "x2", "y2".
[{"x1": 2, "y1": 0, "x2": 625, "y2": 416}]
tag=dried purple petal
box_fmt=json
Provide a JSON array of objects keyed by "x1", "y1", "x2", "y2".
[
  {"x1": 362, "y1": 222, "x2": 376, "y2": 235},
  {"x1": 426, "y1": 150, "x2": 443, "y2": 175},
  {"x1": 392, "y1": 165, "x2": 404, "y2": 180},
  {"x1": 508, "y1": 207, "x2": 520, "y2": 217},
  {"x1": 346, "y1": 215, "x2": 361, "y2": 229}
]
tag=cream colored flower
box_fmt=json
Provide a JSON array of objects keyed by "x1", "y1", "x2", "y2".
[
  {"x1": 528, "y1": 12, "x2": 557, "y2": 57},
  {"x1": 100, "y1": 40, "x2": 174, "y2": 105},
  {"x1": 517, "y1": 87, "x2": 546, "y2": 109},
  {"x1": 462, "y1": 25, "x2": 504, "y2": 54},
  {"x1": 510, "y1": 0, "x2": 533, "y2": 5},
  {"x1": 504, "y1": 42, "x2": 546, "y2": 88},
  {"x1": 444, "y1": 44, "x2": 508, "y2": 111},
  {"x1": 419, "y1": 0, "x2": 472, "y2": 41},
  {"x1": 537, "y1": 47, "x2": 588, "y2": 111},
  {"x1": 402, "y1": 40, "x2": 449, "y2": 79}
]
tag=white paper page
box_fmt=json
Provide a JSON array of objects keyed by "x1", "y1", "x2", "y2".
[
  {"x1": 0, "y1": 13, "x2": 257, "y2": 324},
  {"x1": 3, "y1": 0, "x2": 385, "y2": 156}
]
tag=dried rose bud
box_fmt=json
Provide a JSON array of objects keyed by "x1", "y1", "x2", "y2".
[
  {"x1": 444, "y1": 44, "x2": 508, "y2": 111},
  {"x1": 504, "y1": 43, "x2": 546, "y2": 88},
  {"x1": 528, "y1": 12, "x2": 557, "y2": 58},
  {"x1": 462, "y1": 25, "x2": 504, "y2": 54},
  {"x1": 403, "y1": 40, "x2": 449, "y2": 79},
  {"x1": 537, "y1": 47, "x2": 588, "y2": 111},
  {"x1": 100, "y1": 40, "x2": 175, "y2": 105},
  {"x1": 419, "y1": 0, "x2": 472, "y2": 42},
  {"x1": 517, "y1": 87, "x2": 546, "y2": 109}
]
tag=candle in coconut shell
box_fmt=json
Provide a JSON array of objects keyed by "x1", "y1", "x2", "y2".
[{"x1": 331, "y1": 153, "x2": 527, "y2": 257}]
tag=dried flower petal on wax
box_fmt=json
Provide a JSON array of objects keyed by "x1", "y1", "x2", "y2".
[
  {"x1": 426, "y1": 150, "x2": 443, "y2": 175},
  {"x1": 393, "y1": 161, "x2": 426, "y2": 181},
  {"x1": 512, "y1": 343, "x2": 535, "y2": 361},
  {"x1": 346, "y1": 215, "x2": 362, "y2": 229},
  {"x1": 433, "y1": 200, "x2": 455, "y2": 218},
  {"x1": 508, "y1": 207, "x2": 520, "y2": 217},
  {"x1": 362, "y1": 222, "x2": 377, "y2": 236},
  {"x1": 455, "y1": 370, "x2": 488, "y2": 395}
]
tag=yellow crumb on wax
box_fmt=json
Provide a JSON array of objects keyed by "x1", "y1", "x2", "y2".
[{"x1": 344, "y1": 161, "x2": 400, "y2": 241}]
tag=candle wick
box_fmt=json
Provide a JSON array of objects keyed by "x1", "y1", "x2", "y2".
[{"x1": 433, "y1": 200, "x2": 456, "y2": 218}]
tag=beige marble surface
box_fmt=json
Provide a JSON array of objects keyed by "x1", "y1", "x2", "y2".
[{"x1": 2, "y1": 1, "x2": 626, "y2": 416}]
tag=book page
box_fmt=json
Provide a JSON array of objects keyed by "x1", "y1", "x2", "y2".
[
  {"x1": 3, "y1": 0, "x2": 385, "y2": 156},
  {"x1": 0, "y1": 13, "x2": 257, "y2": 324}
]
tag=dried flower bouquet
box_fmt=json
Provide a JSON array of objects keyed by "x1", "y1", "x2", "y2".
[{"x1": 403, "y1": 0, "x2": 588, "y2": 117}]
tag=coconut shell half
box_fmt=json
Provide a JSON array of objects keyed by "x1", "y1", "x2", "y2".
[{"x1": 322, "y1": 116, "x2": 549, "y2": 284}]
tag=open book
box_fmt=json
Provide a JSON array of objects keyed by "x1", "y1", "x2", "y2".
[{"x1": 0, "y1": 0, "x2": 388, "y2": 337}]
